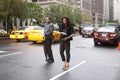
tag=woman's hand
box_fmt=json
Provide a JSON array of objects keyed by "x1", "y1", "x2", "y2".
[
  {"x1": 57, "y1": 32, "x2": 67, "y2": 35},
  {"x1": 62, "y1": 33, "x2": 76, "y2": 41},
  {"x1": 62, "y1": 37, "x2": 68, "y2": 41}
]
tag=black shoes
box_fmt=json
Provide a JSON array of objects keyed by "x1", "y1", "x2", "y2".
[
  {"x1": 47, "y1": 60, "x2": 54, "y2": 63},
  {"x1": 45, "y1": 59, "x2": 49, "y2": 61}
]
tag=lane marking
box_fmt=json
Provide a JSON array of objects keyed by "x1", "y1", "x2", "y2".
[
  {"x1": 0, "y1": 52, "x2": 22, "y2": 58},
  {"x1": 0, "y1": 51, "x2": 5, "y2": 53},
  {"x1": 49, "y1": 61, "x2": 86, "y2": 80}
]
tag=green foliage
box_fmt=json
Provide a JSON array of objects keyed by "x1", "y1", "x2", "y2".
[
  {"x1": 0, "y1": 0, "x2": 43, "y2": 31},
  {"x1": 0, "y1": 0, "x2": 28, "y2": 32},
  {"x1": 73, "y1": 8, "x2": 82, "y2": 24},
  {"x1": 105, "y1": 20, "x2": 119, "y2": 24},
  {"x1": 0, "y1": 0, "x2": 27, "y2": 20},
  {"x1": 44, "y1": 4, "x2": 82, "y2": 24},
  {"x1": 26, "y1": 2, "x2": 43, "y2": 22},
  {"x1": 0, "y1": 34, "x2": 9, "y2": 37}
]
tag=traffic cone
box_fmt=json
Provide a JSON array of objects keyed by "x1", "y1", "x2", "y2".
[{"x1": 117, "y1": 42, "x2": 120, "y2": 50}]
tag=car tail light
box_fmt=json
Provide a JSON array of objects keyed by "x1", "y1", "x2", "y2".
[
  {"x1": 109, "y1": 33, "x2": 116, "y2": 37},
  {"x1": 94, "y1": 32, "x2": 99, "y2": 38},
  {"x1": 94, "y1": 32, "x2": 99, "y2": 36},
  {"x1": 23, "y1": 32, "x2": 27, "y2": 35},
  {"x1": 11, "y1": 32, "x2": 14, "y2": 35},
  {"x1": 29, "y1": 32, "x2": 33, "y2": 34}
]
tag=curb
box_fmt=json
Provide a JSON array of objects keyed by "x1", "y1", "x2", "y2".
[{"x1": 0, "y1": 37, "x2": 10, "y2": 40}]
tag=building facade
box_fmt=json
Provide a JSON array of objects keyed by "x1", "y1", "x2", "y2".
[
  {"x1": 82, "y1": 0, "x2": 91, "y2": 13},
  {"x1": 109, "y1": 0, "x2": 114, "y2": 20},
  {"x1": 92, "y1": 0, "x2": 104, "y2": 26},
  {"x1": 80, "y1": 0, "x2": 92, "y2": 25},
  {"x1": 109, "y1": 0, "x2": 119, "y2": 21},
  {"x1": 103, "y1": 0, "x2": 109, "y2": 20},
  {"x1": 113, "y1": 0, "x2": 119, "y2": 20},
  {"x1": 118, "y1": 0, "x2": 120, "y2": 23}
]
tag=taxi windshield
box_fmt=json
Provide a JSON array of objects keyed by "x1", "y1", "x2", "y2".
[
  {"x1": 18, "y1": 27, "x2": 29, "y2": 30},
  {"x1": 33, "y1": 26, "x2": 43, "y2": 30}
]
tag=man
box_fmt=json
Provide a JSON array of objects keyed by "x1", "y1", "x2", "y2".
[{"x1": 38, "y1": 17, "x2": 54, "y2": 63}]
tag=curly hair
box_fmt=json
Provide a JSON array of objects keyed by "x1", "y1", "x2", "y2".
[{"x1": 61, "y1": 17, "x2": 71, "y2": 26}]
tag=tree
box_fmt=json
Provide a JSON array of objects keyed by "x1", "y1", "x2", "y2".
[
  {"x1": 82, "y1": 12, "x2": 92, "y2": 25},
  {"x1": 26, "y1": 2, "x2": 43, "y2": 24},
  {"x1": 72, "y1": 8, "x2": 82, "y2": 24},
  {"x1": 0, "y1": 0, "x2": 28, "y2": 31},
  {"x1": 44, "y1": 4, "x2": 82, "y2": 25}
]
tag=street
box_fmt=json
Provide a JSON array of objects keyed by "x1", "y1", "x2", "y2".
[{"x1": 0, "y1": 35, "x2": 120, "y2": 80}]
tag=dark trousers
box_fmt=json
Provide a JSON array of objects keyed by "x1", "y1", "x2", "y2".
[
  {"x1": 43, "y1": 38, "x2": 54, "y2": 61},
  {"x1": 60, "y1": 41, "x2": 70, "y2": 62}
]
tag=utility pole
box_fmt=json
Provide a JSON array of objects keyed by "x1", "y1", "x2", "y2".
[
  {"x1": 95, "y1": 13, "x2": 98, "y2": 28},
  {"x1": 95, "y1": 0, "x2": 98, "y2": 28}
]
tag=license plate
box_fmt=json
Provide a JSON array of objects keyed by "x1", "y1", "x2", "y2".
[
  {"x1": 102, "y1": 34, "x2": 107, "y2": 37},
  {"x1": 87, "y1": 32, "x2": 91, "y2": 34},
  {"x1": 105, "y1": 38, "x2": 109, "y2": 41},
  {"x1": 15, "y1": 32, "x2": 20, "y2": 35}
]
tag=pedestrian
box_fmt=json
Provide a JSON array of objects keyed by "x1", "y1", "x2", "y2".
[
  {"x1": 58, "y1": 17, "x2": 75, "y2": 71},
  {"x1": 37, "y1": 17, "x2": 54, "y2": 63},
  {"x1": 79, "y1": 25, "x2": 82, "y2": 35}
]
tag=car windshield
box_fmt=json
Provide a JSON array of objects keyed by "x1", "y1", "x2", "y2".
[
  {"x1": 18, "y1": 27, "x2": 29, "y2": 30},
  {"x1": 84, "y1": 27, "x2": 94, "y2": 31},
  {"x1": 106, "y1": 26, "x2": 117, "y2": 28},
  {"x1": 33, "y1": 26, "x2": 43, "y2": 30},
  {"x1": 98, "y1": 27, "x2": 115, "y2": 33}
]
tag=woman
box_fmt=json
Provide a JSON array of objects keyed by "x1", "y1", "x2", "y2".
[{"x1": 59, "y1": 17, "x2": 75, "y2": 71}]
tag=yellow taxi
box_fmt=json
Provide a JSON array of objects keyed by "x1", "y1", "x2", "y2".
[
  {"x1": 28, "y1": 26, "x2": 60, "y2": 43},
  {"x1": 10, "y1": 26, "x2": 32, "y2": 41}
]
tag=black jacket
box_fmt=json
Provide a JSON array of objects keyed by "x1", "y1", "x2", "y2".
[{"x1": 59, "y1": 24, "x2": 74, "y2": 42}]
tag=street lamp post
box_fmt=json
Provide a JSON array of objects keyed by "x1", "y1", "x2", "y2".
[{"x1": 95, "y1": 12, "x2": 98, "y2": 28}]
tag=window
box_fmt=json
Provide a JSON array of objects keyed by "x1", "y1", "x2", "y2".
[{"x1": 32, "y1": 0, "x2": 37, "y2": 2}]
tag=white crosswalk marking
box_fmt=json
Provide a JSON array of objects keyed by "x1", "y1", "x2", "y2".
[
  {"x1": 0, "y1": 52, "x2": 22, "y2": 58},
  {"x1": 0, "y1": 51, "x2": 22, "y2": 58}
]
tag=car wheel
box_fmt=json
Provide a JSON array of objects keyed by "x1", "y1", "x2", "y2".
[
  {"x1": 94, "y1": 41, "x2": 98, "y2": 46},
  {"x1": 82, "y1": 35, "x2": 85, "y2": 38},
  {"x1": 33, "y1": 41, "x2": 37, "y2": 44},
  {"x1": 114, "y1": 42, "x2": 118, "y2": 46},
  {"x1": 16, "y1": 39, "x2": 21, "y2": 42}
]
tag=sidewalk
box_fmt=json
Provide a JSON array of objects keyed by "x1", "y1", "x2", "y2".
[{"x1": 0, "y1": 37, "x2": 14, "y2": 44}]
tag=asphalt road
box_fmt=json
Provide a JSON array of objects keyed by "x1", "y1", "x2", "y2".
[{"x1": 0, "y1": 35, "x2": 120, "y2": 80}]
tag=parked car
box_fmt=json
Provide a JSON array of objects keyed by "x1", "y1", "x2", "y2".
[
  {"x1": 94, "y1": 27, "x2": 118, "y2": 46},
  {"x1": 28, "y1": 26, "x2": 60, "y2": 43},
  {"x1": 81, "y1": 27, "x2": 95, "y2": 38},
  {"x1": 10, "y1": 26, "x2": 32, "y2": 42},
  {"x1": 0, "y1": 29, "x2": 7, "y2": 34}
]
